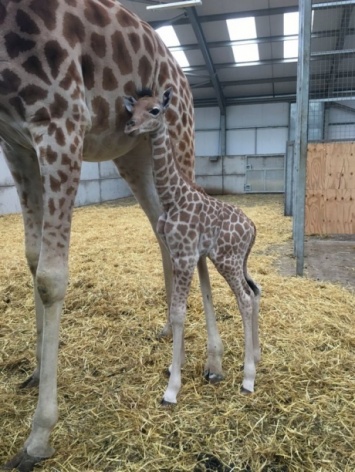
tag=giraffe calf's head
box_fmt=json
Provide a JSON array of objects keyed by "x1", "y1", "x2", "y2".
[{"x1": 124, "y1": 88, "x2": 173, "y2": 137}]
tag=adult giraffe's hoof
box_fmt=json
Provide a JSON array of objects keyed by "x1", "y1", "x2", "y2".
[
  {"x1": 2, "y1": 450, "x2": 47, "y2": 472},
  {"x1": 19, "y1": 375, "x2": 39, "y2": 389},
  {"x1": 204, "y1": 370, "x2": 224, "y2": 384}
]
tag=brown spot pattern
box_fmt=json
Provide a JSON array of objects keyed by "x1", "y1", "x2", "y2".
[
  {"x1": 0, "y1": 69, "x2": 21, "y2": 95},
  {"x1": 116, "y1": 8, "x2": 139, "y2": 28},
  {"x1": 81, "y1": 54, "x2": 95, "y2": 90},
  {"x1": 16, "y1": 9, "x2": 40, "y2": 34},
  {"x1": 138, "y1": 55, "x2": 152, "y2": 87},
  {"x1": 48, "y1": 198, "x2": 56, "y2": 214},
  {"x1": 19, "y1": 84, "x2": 48, "y2": 105},
  {"x1": 55, "y1": 128, "x2": 66, "y2": 146},
  {"x1": 84, "y1": 0, "x2": 110, "y2": 27},
  {"x1": 128, "y1": 32, "x2": 141, "y2": 54},
  {"x1": 91, "y1": 33, "x2": 106, "y2": 58},
  {"x1": 65, "y1": 120, "x2": 75, "y2": 134},
  {"x1": 0, "y1": 3, "x2": 6, "y2": 26},
  {"x1": 102, "y1": 67, "x2": 118, "y2": 91},
  {"x1": 45, "y1": 146, "x2": 58, "y2": 164},
  {"x1": 111, "y1": 31, "x2": 132, "y2": 75},
  {"x1": 22, "y1": 56, "x2": 50, "y2": 84},
  {"x1": 49, "y1": 93, "x2": 68, "y2": 119},
  {"x1": 4, "y1": 32, "x2": 36, "y2": 58},
  {"x1": 31, "y1": 107, "x2": 51, "y2": 123},
  {"x1": 29, "y1": 0, "x2": 59, "y2": 30},
  {"x1": 92, "y1": 96, "x2": 110, "y2": 130},
  {"x1": 143, "y1": 34, "x2": 154, "y2": 59},
  {"x1": 49, "y1": 176, "x2": 61, "y2": 192},
  {"x1": 158, "y1": 61, "x2": 170, "y2": 87},
  {"x1": 44, "y1": 40, "x2": 69, "y2": 79},
  {"x1": 7, "y1": 96, "x2": 25, "y2": 119},
  {"x1": 63, "y1": 12, "x2": 85, "y2": 48}
]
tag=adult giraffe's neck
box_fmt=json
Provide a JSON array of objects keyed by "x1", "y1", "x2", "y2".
[{"x1": 150, "y1": 123, "x2": 186, "y2": 207}]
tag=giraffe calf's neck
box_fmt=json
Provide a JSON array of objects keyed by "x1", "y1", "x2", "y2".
[{"x1": 124, "y1": 89, "x2": 261, "y2": 404}]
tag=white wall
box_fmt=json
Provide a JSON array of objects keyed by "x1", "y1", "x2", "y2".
[{"x1": 195, "y1": 102, "x2": 289, "y2": 194}]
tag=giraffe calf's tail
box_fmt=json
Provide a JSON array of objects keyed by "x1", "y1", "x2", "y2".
[{"x1": 246, "y1": 276, "x2": 261, "y2": 298}]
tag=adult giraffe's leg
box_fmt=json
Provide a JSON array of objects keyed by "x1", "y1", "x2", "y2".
[
  {"x1": 197, "y1": 256, "x2": 224, "y2": 383},
  {"x1": 114, "y1": 142, "x2": 173, "y2": 336},
  {"x1": 4, "y1": 126, "x2": 84, "y2": 471},
  {"x1": 2, "y1": 145, "x2": 44, "y2": 388}
]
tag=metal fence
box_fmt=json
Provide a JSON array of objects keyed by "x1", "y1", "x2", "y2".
[
  {"x1": 309, "y1": 1, "x2": 355, "y2": 141},
  {"x1": 292, "y1": 0, "x2": 355, "y2": 275}
]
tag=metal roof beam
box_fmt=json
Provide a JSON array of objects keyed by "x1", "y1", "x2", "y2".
[
  {"x1": 185, "y1": 7, "x2": 226, "y2": 114},
  {"x1": 167, "y1": 28, "x2": 355, "y2": 53},
  {"x1": 149, "y1": 5, "x2": 298, "y2": 29},
  {"x1": 190, "y1": 71, "x2": 355, "y2": 89}
]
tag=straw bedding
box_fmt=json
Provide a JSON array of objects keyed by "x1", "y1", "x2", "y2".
[{"x1": 0, "y1": 194, "x2": 354, "y2": 472}]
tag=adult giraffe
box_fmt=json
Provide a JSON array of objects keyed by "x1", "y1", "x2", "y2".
[{"x1": 0, "y1": 0, "x2": 215, "y2": 470}]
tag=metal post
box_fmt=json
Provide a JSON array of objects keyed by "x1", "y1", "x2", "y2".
[
  {"x1": 293, "y1": 0, "x2": 312, "y2": 275},
  {"x1": 220, "y1": 113, "x2": 226, "y2": 194},
  {"x1": 284, "y1": 141, "x2": 294, "y2": 216}
]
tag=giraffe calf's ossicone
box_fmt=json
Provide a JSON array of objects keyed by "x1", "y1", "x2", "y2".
[{"x1": 124, "y1": 89, "x2": 261, "y2": 404}]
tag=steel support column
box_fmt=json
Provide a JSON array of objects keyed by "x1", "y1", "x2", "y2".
[{"x1": 293, "y1": 0, "x2": 312, "y2": 276}]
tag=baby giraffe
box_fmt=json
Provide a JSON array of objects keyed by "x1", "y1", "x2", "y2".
[{"x1": 124, "y1": 88, "x2": 261, "y2": 404}]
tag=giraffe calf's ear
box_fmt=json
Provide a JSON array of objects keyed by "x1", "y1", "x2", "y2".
[
  {"x1": 123, "y1": 96, "x2": 136, "y2": 113},
  {"x1": 162, "y1": 87, "x2": 173, "y2": 110}
]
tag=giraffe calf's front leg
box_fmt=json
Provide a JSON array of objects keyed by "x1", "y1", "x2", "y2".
[
  {"x1": 161, "y1": 311, "x2": 185, "y2": 405},
  {"x1": 161, "y1": 260, "x2": 195, "y2": 405}
]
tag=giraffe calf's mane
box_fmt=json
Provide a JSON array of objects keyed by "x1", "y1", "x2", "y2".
[{"x1": 136, "y1": 88, "x2": 154, "y2": 98}]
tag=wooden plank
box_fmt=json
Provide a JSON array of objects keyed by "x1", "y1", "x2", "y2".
[
  {"x1": 306, "y1": 143, "x2": 326, "y2": 190},
  {"x1": 325, "y1": 142, "x2": 355, "y2": 190},
  {"x1": 324, "y1": 189, "x2": 355, "y2": 234},
  {"x1": 305, "y1": 190, "x2": 326, "y2": 234},
  {"x1": 305, "y1": 141, "x2": 355, "y2": 235}
]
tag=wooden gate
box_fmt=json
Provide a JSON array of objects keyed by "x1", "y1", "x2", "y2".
[{"x1": 306, "y1": 141, "x2": 355, "y2": 234}]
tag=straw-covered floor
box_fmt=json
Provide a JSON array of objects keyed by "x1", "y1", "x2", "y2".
[{"x1": 0, "y1": 195, "x2": 354, "y2": 472}]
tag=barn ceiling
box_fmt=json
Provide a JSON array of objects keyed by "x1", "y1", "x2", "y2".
[{"x1": 119, "y1": 0, "x2": 355, "y2": 111}]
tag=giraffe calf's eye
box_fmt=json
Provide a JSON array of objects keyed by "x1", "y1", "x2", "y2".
[{"x1": 149, "y1": 108, "x2": 160, "y2": 116}]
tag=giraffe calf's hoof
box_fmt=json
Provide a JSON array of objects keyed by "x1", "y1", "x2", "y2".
[
  {"x1": 240, "y1": 386, "x2": 253, "y2": 395},
  {"x1": 204, "y1": 370, "x2": 224, "y2": 384},
  {"x1": 163, "y1": 368, "x2": 171, "y2": 378},
  {"x1": 160, "y1": 398, "x2": 176, "y2": 407},
  {"x1": 3, "y1": 449, "x2": 47, "y2": 472},
  {"x1": 19, "y1": 375, "x2": 40, "y2": 389}
]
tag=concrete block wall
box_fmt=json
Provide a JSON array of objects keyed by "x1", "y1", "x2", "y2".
[{"x1": 194, "y1": 102, "x2": 290, "y2": 195}]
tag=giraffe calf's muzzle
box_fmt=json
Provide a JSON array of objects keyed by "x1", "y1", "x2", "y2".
[{"x1": 124, "y1": 121, "x2": 139, "y2": 137}]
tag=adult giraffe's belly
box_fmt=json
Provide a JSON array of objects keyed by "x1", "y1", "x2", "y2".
[{"x1": 82, "y1": 129, "x2": 148, "y2": 163}]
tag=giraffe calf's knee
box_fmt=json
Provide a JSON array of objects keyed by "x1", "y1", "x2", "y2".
[{"x1": 36, "y1": 271, "x2": 68, "y2": 306}]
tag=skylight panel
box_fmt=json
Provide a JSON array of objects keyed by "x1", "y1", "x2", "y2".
[
  {"x1": 156, "y1": 26, "x2": 190, "y2": 68},
  {"x1": 226, "y1": 17, "x2": 260, "y2": 63},
  {"x1": 283, "y1": 12, "x2": 299, "y2": 59}
]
